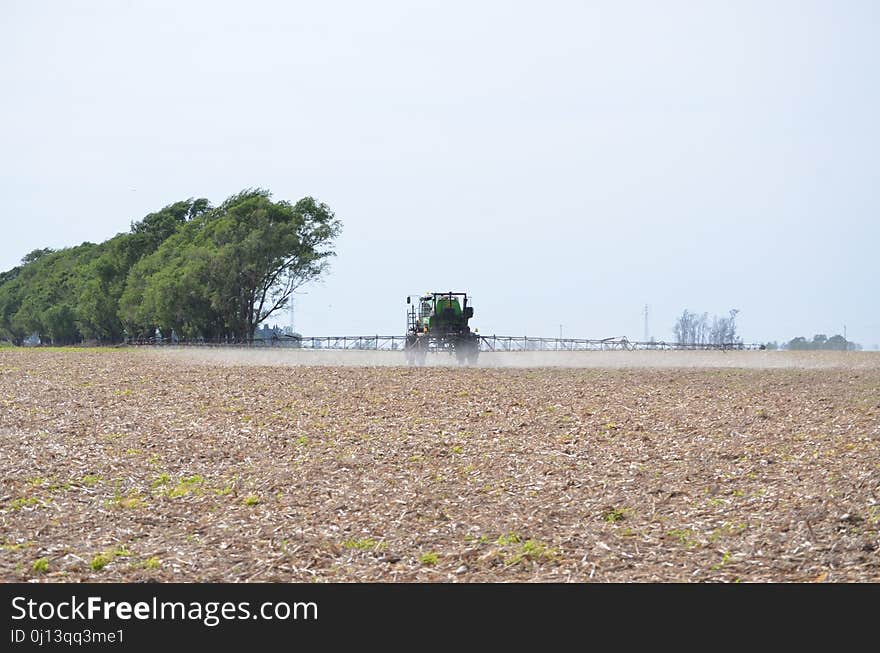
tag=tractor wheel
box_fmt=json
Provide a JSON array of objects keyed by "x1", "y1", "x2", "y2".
[
  {"x1": 456, "y1": 337, "x2": 479, "y2": 365},
  {"x1": 405, "y1": 335, "x2": 419, "y2": 366},
  {"x1": 414, "y1": 338, "x2": 428, "y2": 367}
]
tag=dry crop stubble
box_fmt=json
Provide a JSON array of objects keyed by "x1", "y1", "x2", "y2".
[{"x1": 0, "y1": 348, "x2": 878, "y2": 582}]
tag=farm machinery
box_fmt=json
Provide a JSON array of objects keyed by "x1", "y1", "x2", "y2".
[{"x1": 404, "y1": 292, "x2": 480, "y2": 365}]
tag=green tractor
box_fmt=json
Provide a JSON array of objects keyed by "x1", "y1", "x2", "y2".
[{"x1": 405, "y1": 292, "x2": 480, "y2": 366}]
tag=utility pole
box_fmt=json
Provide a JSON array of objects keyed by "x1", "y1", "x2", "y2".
[
  {"x1": 844, "y1": 324, "x2": 847, "y2": 352},
  {"x1": 559, "y1": 324, "x2": 563, "y2": 340},
  {"x1": 643, "y1": 304, "x2": 649, "y2": 342},
  {"x1": 289, "y1": 291, "x2": 308, "y2": 334}
]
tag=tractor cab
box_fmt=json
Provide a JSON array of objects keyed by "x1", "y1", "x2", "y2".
[
  {"x1": 405, "y1": 291, "x2": 480, "y2": 365},
  {"x1": 419, "y1": 297, "x2": 433, "y2": 330},
  {"x1": 409, "y1": 292, "x2": 473, "y2": 332}
]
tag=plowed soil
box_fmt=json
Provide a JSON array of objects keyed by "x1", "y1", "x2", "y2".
[{"x1": 1, "y1": 348, "x2": 878, "y2": 582}]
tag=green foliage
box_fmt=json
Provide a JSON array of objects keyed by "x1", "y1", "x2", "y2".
[
  {"x1": 142, "y1": 556, "x2": 162, "y2": 570},
  {"x1": 603, "y1": 507, "x2": 629, "y2": 523},
  {"x1": 21, "y1": 248, "x2": 55, "y2": 265},
  {"x1": 710, "y1": 550, "x2": 732, "y2": 571},
  {"x1": 509, "y1": 539, "x2": 557, "y2": 564},
  {"x1": 492, "y1": 536, "x2": 559, "y2": 565},
  {"x1": 495, "y1": 532, "x2": 521, "y2": 546},
  {"x1": 419, "y1": 552, "x2": 439, "y2": 565},
  {"x1": 108, "y1": 490, "x2": 146, "y2": 509},
  {"x1": 667, "y1": 529, "x2": 699, "y2": 548},
  {"x1": 9, "y1": 497, "x2": 40, "y2": 510},
  {"x1": 342, "y1": 537, "x2": 385, "y2": 551},
  {"x1": 0, "y1": 192, "x2": 339, "y2": 344},
  {"x1": 31, "y1": 557, "x2": 49, "y2": 573},
  {"x1": 166, "y1": 475, "x2": 205, "y2": 498},
  {"x1": 90, "y1": 553, "x2": 112, "y2": 571},
  {"x1": 0, "y1": 200, "x2": 194, "y2": 344},
  {"x1": 0, "y1": 243, "x2": 100, "y2": 344},
  {"x1": 1, "y1": 540, "x2": 33, "y2": 551},
  {"x1": 121, "y1": 190, "x2": 340, "y2": 340},
  {"x1": 151, "y1": 473, "x2": 171, "y2": 488},
  {"x1": 785, "y1": 334, "x2": 860, "y2": 351},
  {"x1": 90, "y1": 546, "x2": 130, "y2": 571}
]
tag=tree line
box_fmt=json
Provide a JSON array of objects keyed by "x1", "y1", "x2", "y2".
[
  {"x1": 672, "y1": 309, "x2": 741, "y2": 345},
  {"x1": 763, "y1": 334, "x2": 860, "y2": 351},
  {"x1": 0, "y1": 189, "x2": 340, "y2": 345}
]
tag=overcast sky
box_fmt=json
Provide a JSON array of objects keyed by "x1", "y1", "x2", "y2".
[{"x1": 2, "y1": 1, "x2": 878, "y2": 346}]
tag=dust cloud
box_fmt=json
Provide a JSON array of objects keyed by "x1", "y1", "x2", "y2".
[{"x1": 146, "y1": 347, "x2": 880, "y2": 370}]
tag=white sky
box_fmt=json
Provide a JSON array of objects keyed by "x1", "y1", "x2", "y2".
[{"x1": 2, "y1": 0, "x2": 878, "y2": 346}]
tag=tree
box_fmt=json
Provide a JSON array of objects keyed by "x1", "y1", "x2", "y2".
[
  {"x1": 211, "y1": 191, "x2": 340, "y2": 339},
  {"x1": 787, "y1": 336, "x2": 808, "y2": 350},
  {"x1": 674, "y1": 308, "x2": 739, "y2": 345},
  {"x1": 784, "y1": 333, "x2": 861, "y2": 351},
  {"x1": 708, "y1": 309, "x2": 740, "y2": 345},
  {"x1": 120, "y1": 238, "x2": 224, "y2": 339},
  {"x1": 128, "y1": 199, "x2": 210, "y2": 260},
  {"x1": 825, "y1": 334, "x2": 846, "y2": 351},
  {"x1": 21, "y1": 248, "x2": 54, "y2": 265},
  {"x1": 0, "y1": 190, "x2": 340, "y2": 345},
  {"x1": 0, "y1": 244, "x2": 99, "y2": 345},
  {"x1": 120, "y1": 190, "x2": 341, "y2": 341},
  {"x1": 673, "y1": 310, "x2": 700, "y2": 344}
]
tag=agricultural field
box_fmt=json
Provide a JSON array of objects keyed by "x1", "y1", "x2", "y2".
[{"x1": 1, "y1": 347, "x2": 878, "y2": 582}]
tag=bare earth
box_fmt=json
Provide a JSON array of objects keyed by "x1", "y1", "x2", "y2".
[{"x1": 1, "y1": 348, "x2": 878, "y2": 582}]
